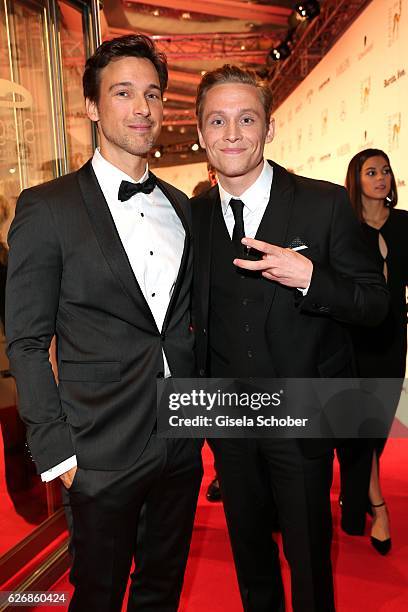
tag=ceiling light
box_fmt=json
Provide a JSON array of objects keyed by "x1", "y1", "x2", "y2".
[
  {"x1": 152, "y1": 9, "x2": 160, "y2": 17},
  {"x1": 181, "y1": 12, "x2": 191, "y2": 19},
  {"x1": 154, "y1": 149, "x2": 161, "y2": 158}
]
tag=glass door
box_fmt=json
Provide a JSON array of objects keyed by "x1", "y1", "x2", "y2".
[
  {"x1": 58, "y1": 0, "x2": 94, "y2": 171},
  {"x1": 0, "y1": 0, "x2": 99, "y2": 586}
]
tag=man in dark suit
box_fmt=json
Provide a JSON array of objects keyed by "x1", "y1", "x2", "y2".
[
  {"x1": 191, "y1": 65, "x2": 389, "y2": 611},
  {"x1": 6, "y1": 35, "x2": 202, "y2": 612}
]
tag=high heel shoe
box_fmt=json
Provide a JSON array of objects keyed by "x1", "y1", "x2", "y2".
[{"x1": 370, "y1": 501, "x2": 391, "y2": 555}]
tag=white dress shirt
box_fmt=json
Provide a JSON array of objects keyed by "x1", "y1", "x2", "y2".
[
  {"x1": 218, "y1": 158, "x2": 309, "y2": 294},
  {"x1": 218, "y1": 158, "x2": 273, "y2": 239},
  {"x1": 41, "y1": 149, "x2": 185, "y2": 482}
]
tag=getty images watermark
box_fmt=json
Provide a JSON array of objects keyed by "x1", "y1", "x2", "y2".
[
  {"x1": 167, "y1": 388, "x2": 308, "y2": 429},
  {"x1": 157, "y1": 378, "x2": 407, "y2": 439}
]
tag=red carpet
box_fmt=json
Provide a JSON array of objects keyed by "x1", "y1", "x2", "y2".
[{"x1": 33, "y1": 438, "x2": 407, "y2": 611}]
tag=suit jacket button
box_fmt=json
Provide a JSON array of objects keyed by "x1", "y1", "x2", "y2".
[
  {"x1": 157, "y1": 372, "x2": 164, "y2": 378},
  {"x1": 203, "y1": 328, "x2": 207, "y2": 335},
  {"x1": 199, "y1": 369, "x2": 206, "y2": 376}
]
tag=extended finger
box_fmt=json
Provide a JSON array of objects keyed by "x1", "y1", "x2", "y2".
[
  {"x1": 241, "y1": 238, "x2": 284, "y2": 256},
  {"x1": 233, "y1": 257, "x2": 274, "y2": 271}
]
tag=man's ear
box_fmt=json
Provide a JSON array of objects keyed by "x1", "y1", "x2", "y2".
[
  {"x1": 265, "y1": 117, "x2": 275, "y2": 144},
  {"x1": 85, "y1": 98, "x2": 99, "y2": 123},
  {"x1": 197, "y1": 126, "x2": 206, "y2": 150}
]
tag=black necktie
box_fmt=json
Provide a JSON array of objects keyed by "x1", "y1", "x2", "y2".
[
  {"x1": 118, "y1": 172, "x2": 156, "y2": 201},
  {"x1": 229, "y1": 198, "x2": 245, "y2": 255}
]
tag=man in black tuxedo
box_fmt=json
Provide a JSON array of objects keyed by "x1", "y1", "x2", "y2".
[
  {"x1": 191, "y1": 65, "x2": 389, "y2": 611},
  {"x1": 6, "y1": 35, "x2": 202, "y2": 611}
]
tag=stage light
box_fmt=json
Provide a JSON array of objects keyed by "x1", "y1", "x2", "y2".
[
  {"x1": 268, "y1": 39, "x2": 292, "y2": 62},
  {"x1": 295, "y1": 1, "x2": 320, "y2": 20}
]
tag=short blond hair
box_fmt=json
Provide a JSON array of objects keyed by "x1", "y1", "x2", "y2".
[{"x1": 196, "y1": 64, "x2": 273, "y2": 127}]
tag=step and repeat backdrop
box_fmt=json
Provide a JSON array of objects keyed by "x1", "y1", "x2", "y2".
[{"x1": 265, "y1": 0, "x2": 407, "y2": 210}]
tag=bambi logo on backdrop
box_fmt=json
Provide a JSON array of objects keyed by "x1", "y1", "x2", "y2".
[
  {"x1": 297, "y1": 128, "x2": 302, "y2": 151},
  {"x1": 388, "y1": 0, "x2": 402, "y2": 46},
  {"x1": 388, "y1": 113, "x2": 401, "y2": 150},
  {"x1": 336, "y1": 143, "x2": 350, "y2": 157},
  {"x1": 336, "y1": 58, "x2": 350, "y2": 77},
  {"x1": 360, "y1": 77, "x2": 371, "y2": 112},
  {"x1": 321, "y1": 109, "x2": 328, "y2": 136},
  {"x1": 339, "y1": 100, "x2": 347, "y2": 122},
  {"x1": 359, "y1": 130, "x2": 374, "y2": 150},
  {"x1": 358, "y1": 35, "x2": 374, "y2": 61},
  {"x1": 280, "y1": 142, "x2": 285, "y2": 160}
]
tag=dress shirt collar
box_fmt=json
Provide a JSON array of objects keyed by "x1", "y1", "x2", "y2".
[
  {"x1": 219, "y1": 159, "x2": 273, "y2": 215},
  {"x1": 91, "y1": 148, "x2": 149, "y2": 202}
]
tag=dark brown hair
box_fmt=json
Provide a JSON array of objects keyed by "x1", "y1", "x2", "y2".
[
  {"x1": 83, "y1": 34, "x2": 168, "y2": 103},
  {"x1": 196, "y1": 65, "x2": 273, "y2": 127},
  {"x1": 345, "y1": 148, "x2": 398, "y2": 222}
]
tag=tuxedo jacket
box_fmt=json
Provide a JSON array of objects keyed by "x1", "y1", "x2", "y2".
[
  {"x1": 192, "y1": 161, "x2": 389, "y2": 381},
  {"x1": 6, "y1": 161, "x2": 194, "y2": 474}
]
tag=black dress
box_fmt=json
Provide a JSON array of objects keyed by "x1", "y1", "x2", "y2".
[
  {"x1": 338, "y1": 208, "x2": 408, "y2": 534},
  {"x1": 352, "y1": 208, "x2": 408, "y2": 379}
]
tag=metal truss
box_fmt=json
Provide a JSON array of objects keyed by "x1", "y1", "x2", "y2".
[
  {"x1": 268, "y1": 0, "x2": 374, "y2": 110},
  {"x1": 152, "y1": 32, "x2": 281, "y2": 61}
]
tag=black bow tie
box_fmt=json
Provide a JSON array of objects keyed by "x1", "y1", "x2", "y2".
[{"x1": 118, "y1": 173, "x2": 156, "y2": 201}]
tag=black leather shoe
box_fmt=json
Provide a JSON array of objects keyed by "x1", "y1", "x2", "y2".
[{"x1": 206, "y1": 478, "x2": 221, "y2": 502}]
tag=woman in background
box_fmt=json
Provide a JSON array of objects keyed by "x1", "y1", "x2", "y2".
[{"x1": 338, "y1": 149, "x2": 408, "y2": 554}]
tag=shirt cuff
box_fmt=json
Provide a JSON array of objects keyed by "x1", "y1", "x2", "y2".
[
  {"x1": 297, "y1": 284, "x2": 310, "y2": 296},
  {"x1": 41, "y1": 455, "x2": 77, "y2": 482}
]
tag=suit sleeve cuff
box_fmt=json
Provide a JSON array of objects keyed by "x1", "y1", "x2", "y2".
[{"x1": 41, "y1": 455, "x2": 77, "y2": 482}]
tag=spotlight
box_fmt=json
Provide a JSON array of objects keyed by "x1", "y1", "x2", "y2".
[
  {"x1": 154, "y1": 149, "x2": 161, "y2": 158},
  {"x1": 295, "y1": 1, "x2": 320, "y2": 20},
  {"x1": 268, "y1": 39, "x2": 292, "y2": 62}
]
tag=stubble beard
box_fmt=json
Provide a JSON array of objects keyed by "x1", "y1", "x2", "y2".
[{"x1": 102, "y1": 124, "x2": 158, "y2": 157}]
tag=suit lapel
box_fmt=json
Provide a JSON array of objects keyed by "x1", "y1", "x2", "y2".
[
  {"x1": 77, "y1": 161, "x2": 157, "y2": 328},
  {"x1": 155, "y1": 176, "x2": 191, "y2": 333},
  {"x1": 197, "y1": 186, "x2": 218, "y2": 325},
  {"x1": 254, "y1": 161, "x2": 295, "y2": 317}
]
